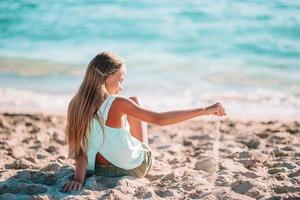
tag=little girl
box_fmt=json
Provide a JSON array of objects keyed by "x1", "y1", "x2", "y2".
[{"x1": 63, "y1": 51, "x2": 226, "y2": 192}]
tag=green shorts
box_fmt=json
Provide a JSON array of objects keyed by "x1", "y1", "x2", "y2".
[{"x1": 87, "y1": 143, "x2": 153, "y2": 178}]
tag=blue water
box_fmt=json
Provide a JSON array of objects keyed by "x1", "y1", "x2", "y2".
[{"x1": 0, "y1": 0, "x2": 299, "y2": 118}]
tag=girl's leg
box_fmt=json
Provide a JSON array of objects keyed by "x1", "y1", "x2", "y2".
[{"x1": 127, "y1": 96, "x2": 149, "y2": 145}]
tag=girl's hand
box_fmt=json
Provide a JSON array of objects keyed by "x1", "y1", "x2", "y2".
[
  {"x1": 205, "y1": 102, "x2": 226, "y2": 117},
  {"x1": 63, "y1": 180, "x2": 83, "y2": 192}
]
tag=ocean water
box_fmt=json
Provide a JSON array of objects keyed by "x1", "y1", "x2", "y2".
[{"x1": 0, "y1": 0, "x2": 299, "y2": 119}]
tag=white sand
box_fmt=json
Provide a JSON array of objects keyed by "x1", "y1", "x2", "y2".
[{"x1": 0, "y1": 112, "x2": 299, "y2": 199}]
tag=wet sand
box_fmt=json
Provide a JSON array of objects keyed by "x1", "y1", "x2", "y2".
[{"x1": 0, "y1": 112, "x2": 299, "y2": 199}]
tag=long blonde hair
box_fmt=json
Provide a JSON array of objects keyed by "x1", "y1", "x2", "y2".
[{"x1": 66, "y1": 51, "x2": 124, "y2": 159}]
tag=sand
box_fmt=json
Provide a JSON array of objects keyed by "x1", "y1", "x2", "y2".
[{"x1": 0, "y1": 112, "x2": 299, "y2": 199}]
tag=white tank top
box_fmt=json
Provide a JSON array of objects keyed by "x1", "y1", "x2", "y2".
[{"x1": 86, "y1": 95, "x2": 145, "y2": 171}]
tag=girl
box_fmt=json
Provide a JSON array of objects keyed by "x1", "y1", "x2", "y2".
[{"x1": 63, "y1": 51, "x2": 226, "y2": 192}]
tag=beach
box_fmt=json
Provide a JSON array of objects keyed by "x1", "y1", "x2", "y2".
[
  {"x1": 1, "y1": 1, "x2": 300, "y2": 199},
  {"x1": 0, "y1": 111, "x2": 299, "y2": 199}
]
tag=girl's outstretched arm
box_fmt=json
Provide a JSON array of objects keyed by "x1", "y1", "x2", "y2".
[
  {"x1": 116, "y1": 97, "x2": 226, "y2": 126},
  {"x1": 63, "y1": 149, "x2": 87, "y2": 192}
]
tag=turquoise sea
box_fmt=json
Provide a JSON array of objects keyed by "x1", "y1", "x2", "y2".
[{"x1": 0, "y1": 1, "x2": 299, "y2": 118}]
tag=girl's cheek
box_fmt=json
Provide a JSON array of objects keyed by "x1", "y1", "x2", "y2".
[{"x1": 115, "y1": 84, "x2": 120, "y2": 91}]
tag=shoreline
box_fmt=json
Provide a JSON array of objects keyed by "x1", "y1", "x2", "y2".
[{"x1": 1, "y1": 85, "x2": 300, "y2": 122}]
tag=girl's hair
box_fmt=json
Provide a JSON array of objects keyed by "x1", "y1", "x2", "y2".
[{"x1": 65, "y1": 51, "x2": 124, "y2": 159}]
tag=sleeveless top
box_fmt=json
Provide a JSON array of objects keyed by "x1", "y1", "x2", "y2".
[{"x1": 86, "y1": 95, "x2": 145, "y2": 171}]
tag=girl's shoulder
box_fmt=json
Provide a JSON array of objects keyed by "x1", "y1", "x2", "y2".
[
  {"x1": 109, "y1": 96, "x2": 138, "y2": 114},
  {"x1": 110, "y1": 96, "x2": 127, "y2": 109},
  {"x1": 112, "y1": 96, "x2": 134, "y2": 108}
]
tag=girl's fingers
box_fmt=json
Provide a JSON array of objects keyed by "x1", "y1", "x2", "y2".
[
  {"x1": 74, "y1": 183, "x2": 79, "y2": 190},
  {"x1": 75, "y1": 182, "x2": 81, "y2": 190},
  {"x1": 68, "y1": 182, "x2": 76, "y2": 192},
  {"x1": 72, "y1": 182, "x2": 78, "y2": 191},
  {"x1": 73, "y1": 183, "x2": 78, "y2": 191},
  {"x1": 64, "y1": 183, "x2": 71, "y2": 192},
  {"x1": 221, "y1": 106, "x2": 226, "y2": 115},
  {"x1": 77, "y1": 183, "x2": 82, "y2": 190},
  {"x1": 218, "y1": 107, "x2": 222, "y2": 116},
  {"x1": 71, "y1": 183, "x2": 77, "y2": 192},
  {"x1": 63, "y1": 182, "x2": 71, "y2": 192},
  {"x1": 66, "y1": 183, "x2": 73, "y2": 192},
  {"x1": 63, "y1": 183, "x2": 67, "y2": 191},
  {"x1": 218, "y1": 104, "x2": 226, "y2": 116},
  {"x1": 63, "y1": 181, "x2": 83, "y2": 192},
  {"x1": 211, "y1": 103, "x2": 227, "y2": 117},
  {"x1": 220, "y1": 107, "x2": 225, "y2": 116},
  {"x1": 72, "y1": 183, "x2": 77, "y2": 191}
]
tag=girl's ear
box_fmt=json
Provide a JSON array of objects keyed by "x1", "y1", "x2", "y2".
[
  {"x1": 103, "y1": 81, "x2": 107, "y2": 89},
  {"x1": 104, "y1": 77, "x2": 109, "y2": 86},
  {"x1": 103, "y1": 80, "x2": 109, "y2": 93},
  {"x1": 105, "y1": 74, "x2": 114, "y2": 86},
  {"x1": 105, "y1": 74, "x2": 113, "y2": 82}
]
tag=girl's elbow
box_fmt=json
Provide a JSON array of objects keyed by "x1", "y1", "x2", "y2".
[
  {"x1": 156, "y1": 119, "x2": 164, "y2": 126},
  {"x1": 155, "y1": 113, "x2": 166, "y2": 126}
]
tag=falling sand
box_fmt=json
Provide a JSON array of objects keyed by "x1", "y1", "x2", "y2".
[{"x1": 212, "y1": 117, "x2": 221, "y2": 185}]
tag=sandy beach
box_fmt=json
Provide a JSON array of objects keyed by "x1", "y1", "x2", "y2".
[
  {"x1": 1, "y1": 0, "x2": 300, "y2": 199},
  {"x1": 0, "y1": 112, "x2": 299, "y2": 199}
]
